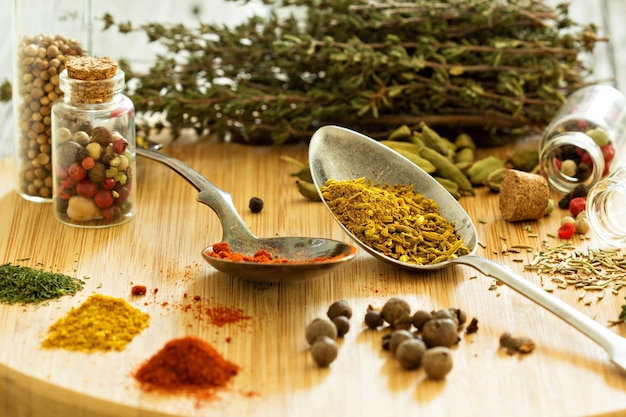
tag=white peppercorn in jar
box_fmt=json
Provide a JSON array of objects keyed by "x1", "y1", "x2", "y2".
[
  {"x1": 12, "y1": 0, "x2": 92, "y2": 202},
  {"x1": 538, "y1": 85, "x2": 626, "y2": 194},
  {"x1": 51, "y1": 56, "x2": 136, "y2": 228}
]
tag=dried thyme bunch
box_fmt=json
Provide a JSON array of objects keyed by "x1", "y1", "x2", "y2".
[{"x1": 102, "y1": 0, "x2": 605, "y2": 145}]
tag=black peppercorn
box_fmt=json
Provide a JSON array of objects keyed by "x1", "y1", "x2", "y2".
[
  {"x1": 571, "y1": 184, "x2": 589, "y2": 198},
  {"x1": 558, "y1": 194, "x2": 572, "y2": 209},
  {"x1": 364, "y1": 309, "x2": 383, "y2": 329},
  {"x1": 249, "y1": 196, "x2": 264, "y2": 213}
]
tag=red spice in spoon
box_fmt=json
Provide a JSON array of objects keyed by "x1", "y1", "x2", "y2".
[{"x1": 207, "y1": 241, "x2": 346, "y2": 264}]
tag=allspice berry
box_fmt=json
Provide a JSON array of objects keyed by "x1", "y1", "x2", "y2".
[
  {"x1": 310, "y1": 336, "x2": 338, "y2": 367},
  {"x1": 305, "y1": 318, "x2": 337, "y2": 345},
  {"x1": 381, "y1": 297, "x2": 411, "y2": 326},
  {"x1": 422, "y1": 347, "x2": 453, "y2": 379},
  {"x1": 411, "y1": 309, "x2": 432, "y2": 331},
  {"x1": 327, "y1": 299, "x2": 352, "y2": 320},
  {"x1": 388, "y1": 329, "x2": 414, "y2": 355},
  {"x1": 499, "y1": 169, "x2": 550, "y2": 222},
  {"x1": 421, "y1": 318, "x2": 460, "y2": 348},
  {"x1": 395, "y1": 338, "x2": 427, "y2": 370},
  {"x1": 332, "y1": 315, "x2": 350, "y2": 337}
]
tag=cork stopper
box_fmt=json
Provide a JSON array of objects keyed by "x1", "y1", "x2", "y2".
[
  {"x1": 62, "y1": 56, "x2": 122, "y2": 104},
  {"x1": 66, "y1": 56, "x2": 118, "y2": 81},
  {"x1": 499, "y1": 169, "x2": 550, "y2": 222}
]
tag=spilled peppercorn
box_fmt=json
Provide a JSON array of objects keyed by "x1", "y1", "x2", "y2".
[
  {"x1": 306, "y1": 300, "x2": 353, "y2": 367},
  {"x1": 248, "y1": 196, "x2": 264, "y2": 213}
]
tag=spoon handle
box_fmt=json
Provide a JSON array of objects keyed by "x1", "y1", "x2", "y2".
[
  {"x1": 460, "y1": 255, "x2": 626, "y2": 368},
  {"x1": 136, "y1": 148, "x2": 257, "y2": 242}
]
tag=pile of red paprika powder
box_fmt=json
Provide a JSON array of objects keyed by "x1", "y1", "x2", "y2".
[{"x1": 134, "y1": 336, "x2": 239, "y2": 395}]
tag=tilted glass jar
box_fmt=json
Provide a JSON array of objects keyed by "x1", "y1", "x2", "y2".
[
  {"x1": 538, "y1": 85, "x2": 626, "y2": 194},
  {"x1": 51, "y1": 56, "x2": 135, "y2": 228},
  {"x1": 586, "y1": 166, "x2": 626, "y2": 247},
  {"x1": 12, "y1": 0, "x2": 92, "y2": 202}
]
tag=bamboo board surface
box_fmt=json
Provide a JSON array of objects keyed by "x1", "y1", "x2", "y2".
[{"x1": 1, "y1": 137, "x2": 626, "y2": 417}]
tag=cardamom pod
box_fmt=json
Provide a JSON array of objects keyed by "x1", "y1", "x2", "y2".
[
  {"x1": 380, "y1": 140, "x2": 423, "y2": 154},
  {"x1": 435, "y1": 176, "x2": 461, "y2": 200},
  {"x1": 507, "y1": 149, "x2": 539, "y2": 172},
  {"x1": 454, "y1": 133, "x2": 476, "y2": 150},
  {"x1": 380, "y1": 141, "x2": 436, "y2": 173},
  {"x1": 419, "y1": 147, "x2": 475, "y2": 194},
  {"x1": 455, "y1": 161, "x2": 472, "y2": 173},
  {"x1": 296, "y1": 180, "x2": 322, "y2": 201},
  {"x1": 454, "y1": 147, "x2": 474, "y2": 164},
  {"x1": 281, "y1": 155, "x2": 314, "y2": 182},
  {"x1": 483, "y1": 167, "x2": 509, "y2": 192},
  {"x1": 418, "y1": 122, "x2": 456, "y2": 156},
  {"x1": 394, "y1": 149, "x2": 437, "y2": 174},
  {"x1": 387, "y1": 125, "x2": 412, "y2": 141},
  {"x1": 467, "y1": 156, "x2": 505, "y2": 185}
]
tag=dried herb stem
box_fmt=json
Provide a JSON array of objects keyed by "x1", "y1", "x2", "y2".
[
  {"x1": 99, "y1": 0, "x2": 605, "y2": 145},
  {"x1": 524, "y1": 244, "x2": 626, "y2": 293}
]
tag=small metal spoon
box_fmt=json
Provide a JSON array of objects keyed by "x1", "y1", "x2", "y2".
[
  {"x1": 309, "y1": 125, "x2": 626, "y2": 373},
  {"x1": 137, "y1": 147, "x2": 356, "y2": 283}
]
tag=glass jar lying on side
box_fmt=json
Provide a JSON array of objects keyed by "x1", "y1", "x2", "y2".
[
  {"x1": 51, "y1": 56, "x2": 135, "y2": 228},
  {"x1": 538, "y1": 85, "x2": 626, "y2": 194},
  {"x1": 587, "y1": 166, "x2": 626, "y2": 247}
]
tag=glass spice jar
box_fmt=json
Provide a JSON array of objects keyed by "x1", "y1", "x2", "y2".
[
  {"x1": 12, "y1": 0, "x2": 92, "y2": 202},
  {"x1": 51, "y1": 56, "x2": 135, "y2": 228},
  {"x1": 538, "y1": 85, "x2": 626, "y2": 194},
  {"x1": 586, "y1": 166, "x2": 626, "y2": 247}
]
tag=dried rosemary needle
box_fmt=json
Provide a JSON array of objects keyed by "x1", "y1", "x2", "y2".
[
  {"x1": 321, "y1": 178, "x2": 469, "y2": 265},
  {"x1": 523, "y1": 243, "x2": 626, "y2": 292},
  {"x1": 0, "y1": 262, "x2": 85, "y2": 305}
]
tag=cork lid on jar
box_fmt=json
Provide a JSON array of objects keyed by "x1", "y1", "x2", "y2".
[
  {"x1": 66, "y1": 56, "x2": 118, "y2": 81},
  {"x1": 61, "y1": 56, "x2": 124, "y2": 105}
]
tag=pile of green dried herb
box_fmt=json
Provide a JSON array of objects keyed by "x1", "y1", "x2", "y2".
[
  {"x1": 99, "y1": 0, "x2": 604, "y2": 146},
  {"x1": 0, "y1": 262, "x2": 85, "y2": 305}
]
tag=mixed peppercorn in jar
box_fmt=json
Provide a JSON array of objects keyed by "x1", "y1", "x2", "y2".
[{"x1": 51, "y1": 56, "x2": 135, "y2": 228}]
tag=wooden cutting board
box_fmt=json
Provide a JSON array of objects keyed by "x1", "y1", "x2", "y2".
[{"x1": 1, "y1": 137, "x2": 626, "y2": 417}]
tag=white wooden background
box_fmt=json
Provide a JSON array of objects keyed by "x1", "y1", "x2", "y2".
[{"x1": 0, "y1": 0, "x2": 624, "y2": 159}]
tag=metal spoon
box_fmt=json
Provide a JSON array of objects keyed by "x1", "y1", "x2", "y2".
[
  {"x1": 309, "y1": 125, "x2": 626, "y2": 373},
  {"x1": 136, "y1": 147, "x2": 356, "y2": 283}
]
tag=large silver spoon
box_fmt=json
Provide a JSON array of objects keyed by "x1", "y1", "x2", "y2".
[
  {"x1": 137, "y1": 147, "x2": 356, "y2": 283},
  {"x1": 309, "y1": 125, "x2": 626, "y2": 373}
]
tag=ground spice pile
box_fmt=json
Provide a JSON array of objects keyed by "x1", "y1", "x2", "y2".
[
  {"x1": 41, "y1": 294, "x2": 150, "y2": 352},
  {"x1": 0, "y1": 262, "x2": 85, "y2": 305},
  {"x1": 134, "y1": 336, "x2": 239, "y2": 394},
  {"x1": 321, "y1": 178, "x2": 469, "y2": 265}
]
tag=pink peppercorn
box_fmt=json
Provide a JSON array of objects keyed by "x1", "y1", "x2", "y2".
[
  {"x1": 67, "y1": 163, "x2": 87, "y2": 181},
  {"x1": 558, "y1": 223, "x2": 576, "y2": 239},
  {"x1": 568, "y1": 197, "x2": 586, "y2": 217},
  {"x1": 112, "y1": 138, "x2": 129, "y2": 154},
  {"x1": 81, "y1": 156, "x2": 95, "y2": 171}
]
